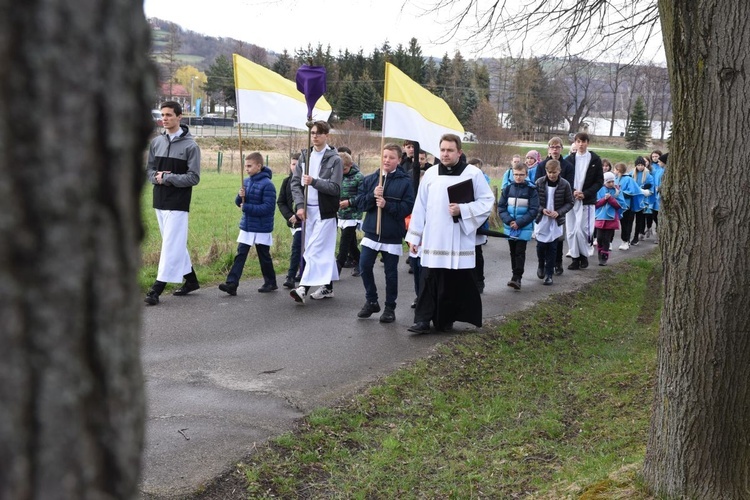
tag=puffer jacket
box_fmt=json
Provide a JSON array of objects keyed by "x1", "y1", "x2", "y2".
[
  {"x1": 235, "y1": 166, "x2": 275, "y2": 233},
  {"x1": 498, "y1": 180, "x2": 539, "y2": 241},
  {"x1": 338, "y1": 165, "x2": 364, "y2": 220},
  {"x1": 535, "y1": 177, "x2": 574, "y2": 226}
]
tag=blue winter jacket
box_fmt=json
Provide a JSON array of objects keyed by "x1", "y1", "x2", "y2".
[
  {"x1": 235, "y1": 166, "x2": 276, "y2": 233},
  {"x1": 356, "y1": 167, "x2": 415, "y2": 245},
  {"x1": 498, "y1": 180, "x2": 539, "y2": 241}
]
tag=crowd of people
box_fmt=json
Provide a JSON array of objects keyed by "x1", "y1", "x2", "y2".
[{"x1": 145, "y1": 101, "x2": 666, "y2": 334}]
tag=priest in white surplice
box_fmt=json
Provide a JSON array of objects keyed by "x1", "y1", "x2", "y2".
[{"x1": 406, "y1": 134, "x2": 495, "y2": 334}]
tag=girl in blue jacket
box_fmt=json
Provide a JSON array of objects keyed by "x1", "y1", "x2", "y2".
[{"x1": 595, "y1": 172, "x2": 625, "y2": 266}]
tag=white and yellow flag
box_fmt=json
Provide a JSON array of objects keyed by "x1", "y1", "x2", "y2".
[
  {"x1": 382, "y1": 62, "x2": 464, "y2": 155},
  {"x1": 233, "y1": 54, "x2": 332, "y2": 129}
]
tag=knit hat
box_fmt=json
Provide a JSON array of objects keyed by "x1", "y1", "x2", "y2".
[
  {"x1": 603, "y1": 172, "x2": 616, "y2": 183},
  {"x1": 526, "y1": 150, "x2": 541, "y2": 163},
  {"x1": 659, "y1": 153, "x2": 669, "y2": 164}
]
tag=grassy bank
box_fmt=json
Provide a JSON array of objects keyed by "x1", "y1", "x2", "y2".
[{"x1": 186, "y1": 255, "x2": 661, "y2": 499}]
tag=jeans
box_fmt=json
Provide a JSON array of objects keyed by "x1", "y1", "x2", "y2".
[
  {"x1": 360, "y1": 246, "x2": 399, "y2": 308},
  {"x1": 536, "y1": 240, "x2": 557, "y2": 277},
  {"x1": 227, "y1": 243, "x2": 276, "y2": 286},
  {"x1": 508, "y1": 239, "x2": 528, "y2": 279}
]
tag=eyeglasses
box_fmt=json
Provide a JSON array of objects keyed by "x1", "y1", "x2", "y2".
[
  {"x1": 548, "y1": 145, "x2": 562, "y2": 149},
  {"x1": 310, "y1": 131, "x2": 326, "y2": 136}
]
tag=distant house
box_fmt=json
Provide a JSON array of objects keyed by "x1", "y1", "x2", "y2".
[{"x1": 156, "y1": 82, "x2": 192, "y2": 110}]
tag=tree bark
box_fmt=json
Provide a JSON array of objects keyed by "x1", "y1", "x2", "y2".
[
  {"x1": 0, "y1": 1, "x2": 154, "y2": 498},
  {"x1": 644, "y1": 0, "x2": 750, "y2": 497}
]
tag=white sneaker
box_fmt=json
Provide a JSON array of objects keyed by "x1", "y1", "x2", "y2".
[
  {"x1": 290, "y1": 286, "x2": 306, "y2": 304},
  {"x1": 310, "y1": 286, "x2": 334, "y2": 300},
  {"x1": 618, "y1": 242, "x2": 629, "y2": 251}
]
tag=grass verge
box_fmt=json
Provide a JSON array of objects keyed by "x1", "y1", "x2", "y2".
[{"x1": 185, "y1": 255, "x2": 661, "y2": 499}]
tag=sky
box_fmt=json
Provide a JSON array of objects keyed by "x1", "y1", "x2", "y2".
[
  {"x1": 143, "y1": 0, "x2": 666, "y2": 64},
  {"x1": 144, "y1": 0, "x2": 480, "y2": 59}
]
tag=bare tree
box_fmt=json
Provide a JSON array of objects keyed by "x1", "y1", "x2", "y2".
[
  {"x1": 605, "y1": 58, "x2": 630, "y2": 136},
  {"x1": 0, "y1": 0, "x2": 153, "y2": 498},
  {"x1": 559, "y1": 57, "x2": 600, "y2": 134},
  {"x1": 423, "y1": 0, "x2": 750, "y2": 496},
  {"x1": 164, "y1": 23, "x2": 182, "y2": 97}
]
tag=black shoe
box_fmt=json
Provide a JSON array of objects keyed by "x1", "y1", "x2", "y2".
[
  {"x1": 357, "y1": 301, "x2": 381, "y2": 318},
  {"x1": 411, "y1": 297, "x2": 417, "y2": 309},
  {"x1": 342, "y1": 259, "x2": 356, "y2": 268},
  {"x1": 536, "y1": 267, "x2": 545, "y2": 279},
  {"x1": 173, "y1": 281, "x2": 200, "y2": 296},
  {"x1": 408, "y1": 322, "x2": 431, "y2": 334},
  {"x1": 580, "y1": 256, "x2": 589, "y2": 269},
  {"x1": 218, "y1": 282, "x2": 237, "y2": 296},
  {"x1": 437, "y1": 322, "x2": 454, "y2": 332},
  {"x1": 631, "y1": 239, "x2": 640, "y2": 246},
  {"x1": 507, "y1": 278, "x2": 521, "y2": 290},
  {"x1": 379, "y1": 307, "x2": 396, "y2": 323},
  {"x1": 543, "y1": 276, "x2": 553, "y2": 285},
  {"x1": 282, "y1": 279, "x2": 295, "y2": 289},
  {"x1": 554, "y1": 263, "x2": 564, "y2": 276},
  {"x1": 144, "y1": 290, "x2": 160, "y2": 306},
  {"x1": 408, "y1": 266, "x2": 414, "y2": 274},
  {"x1": 258, "y1": 284, "x2": 278, "y2": 293},
  {"x1": 598, "y1": 253, "x2": 607, "y2": 266},
  {"x1": 568, "y1": 259, "x2": 580, "y2": 270},
  {"x1": 351, "y1": 268, "x2": 361, "y2": 277}
]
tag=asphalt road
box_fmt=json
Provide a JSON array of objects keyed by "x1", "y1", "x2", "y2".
[{"x1": 139, "y1": 234, "x2": 659, "y2": 498}]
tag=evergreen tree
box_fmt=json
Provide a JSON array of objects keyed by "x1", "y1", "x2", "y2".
[
  {"x1": 626, "y1": 96, "x2": 650, "y2": 149},
  {"x1": 272, "y1": 50, "x2": 294, "y2": 79},
  {"x1": 336, "y1": 74, "x2": 358, "y2": 121}
]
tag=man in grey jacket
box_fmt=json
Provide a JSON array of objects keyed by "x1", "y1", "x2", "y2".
[
  {"x1": 289, "y1": 120, "x2": 343, "y2": 304},
  {"x1": 144, "y1": 101, "x2": 201, "y2": 305}
]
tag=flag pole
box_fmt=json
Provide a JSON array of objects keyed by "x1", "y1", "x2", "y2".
[
  {"x1": 376, "y1": 62, "x2": 391, "y2": 236},
  {"x1": 295, "y1": 60, "x2": 328, "y2": 272},
  {"x1": 232, "y1": 54, "x2": 245, "y2": 204}
]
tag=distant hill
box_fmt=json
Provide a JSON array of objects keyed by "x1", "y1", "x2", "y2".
[{"x1": 148, "y1": 17, "x2": 271, "y2": 72}]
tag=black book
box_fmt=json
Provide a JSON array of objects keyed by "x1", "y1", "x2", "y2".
[{"x1": 447, "y1": 179, "x2": 474, "y2": 222}]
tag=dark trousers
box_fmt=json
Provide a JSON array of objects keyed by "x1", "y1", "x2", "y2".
[
  {"x1": 474, "y1": 244, "x2": 485, "y2": 288},
  {"x1": 632, "y1": 211, "x2": 646, "y2": 242},
  {"x1": 508, "y1": 239, "x2": 528, "y2": 279},
  {"x1": 620, "y1": 210, "x2": 634, "y2": 242},
  {"x1": 227, "y1": 243, "x2": 276, "y2": 286},
  {"x1": 646, "y1": 210, "x2": 659, "y2": 229},
  {"x1": 286, "y1": 230, "x2": 302, "y2": 280},
  {"x1": 360, "y1": 246, "x2": 399, "y2": 308},
  {"x1": 536, "y1": 240, "x2": 558, "y2": 278},
  {"x1": 336, "y1": 225, "x2": 360, "y2": 269},
  {"x1": 411, "y1": 255, "x2": 422, "y2": 296},
  {"x1": 555, "y1": 235, "x2": 564, "y2": 266},
  {"x1": 596, "y1": 229, "x2": 615, "y2": 254}
]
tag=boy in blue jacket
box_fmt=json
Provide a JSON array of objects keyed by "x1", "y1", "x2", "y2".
[
  {"x1": 219, "y1": 152, "x2": 277, "y2": 295},
  {"x1": 498, "y1": 164, "x2": 539, "y2": 290}
]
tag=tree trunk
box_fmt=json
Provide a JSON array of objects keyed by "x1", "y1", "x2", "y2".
[
  {"x1": 0, "y1": 1, "x2": 153, "y2": 498},
  {"x1": 644, "y1": 1, "x2": 750, "y2": 497}
]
